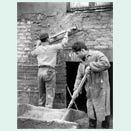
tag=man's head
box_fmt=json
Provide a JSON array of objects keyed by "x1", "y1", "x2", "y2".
[
  {"x1": 39, "y1": 33, "x2": 49, "y2": 43},
  {"x1": 72, "y1": 41, "x2": 88, "y2": 59}
]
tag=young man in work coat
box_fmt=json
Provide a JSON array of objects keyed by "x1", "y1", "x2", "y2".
[
  {"x1": 31, "y1": 30, "x2": 70, "y2": 108},
  {"x1": 72, "y1": 41, "x2": 111, "y2": 128}
]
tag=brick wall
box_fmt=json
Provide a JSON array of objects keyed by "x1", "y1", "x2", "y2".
[
  {"x1": 17, "y1": 3, "x2": 113, "y2": 108},
  {"x1": 17, "y1": 20, "x2": 38, "y2": 105}
]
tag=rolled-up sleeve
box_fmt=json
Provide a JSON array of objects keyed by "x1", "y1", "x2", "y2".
[
  {"x1": 89, "y1": 51, "x2": 110, "y2": 72},
  {"x1": 50, "y1": 37, "x2": 69, "y2": 50},
  {"x1": 50, "y1": 43, "x2": 63, "y2": 50},
  {"x1": 61, "y1": 37, "x2": 68, "y2": 48}
]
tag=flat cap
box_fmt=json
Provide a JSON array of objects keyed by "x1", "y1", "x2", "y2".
[{"x1": 39, "y1": 33, "x2": 49, "y2": 40}]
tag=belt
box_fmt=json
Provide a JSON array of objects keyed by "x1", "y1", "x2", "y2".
[{"x1": 38, "y1": 65, "x2": 55, "y2": 69}]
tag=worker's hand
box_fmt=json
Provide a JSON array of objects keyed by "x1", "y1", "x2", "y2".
[
  {"x1": 63, "y1": 29, "x2": 69, "y2": 38},
  {"x1": 73, "y1": 86, "x2": 82, "y2": 94},
  {"x1": 35, "y1": 40, "x2": 41, "y2": 47},
  {"x1": 66, "y1": 28, "x2": 72, "y2": 33},
  {"x1": 73, "y1": 86, "x2": 77, "y2": 91},
  {"x1": 85, "y1": 66, "x2": 91, "y2": 74}
]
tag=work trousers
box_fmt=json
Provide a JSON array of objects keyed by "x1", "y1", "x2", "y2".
[{"x1": 38, "y1": 67, "x2": 56, "y2": 108}]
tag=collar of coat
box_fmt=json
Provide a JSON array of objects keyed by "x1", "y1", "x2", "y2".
[{"x1": 80, "y1": 50, "x2": 92, "y2": 63}]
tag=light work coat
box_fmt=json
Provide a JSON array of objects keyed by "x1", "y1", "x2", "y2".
[{"x1": 74, "y1": 50, "x2": 111, "y2": 121}]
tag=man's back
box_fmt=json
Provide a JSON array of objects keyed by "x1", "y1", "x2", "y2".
[{"x1": 32, "y1": 44, "x2": 63, "y2": 67}]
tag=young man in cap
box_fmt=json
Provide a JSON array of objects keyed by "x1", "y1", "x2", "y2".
[
  {"x1": 71, "y1": 41, "x2": 111, "y2": 128},
  {"x1": 31, "y1": 30, "x2": 70, "y2": 108}
]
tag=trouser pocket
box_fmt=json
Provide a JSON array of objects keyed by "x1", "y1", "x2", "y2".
[{"x1": 46, "y1": 68, "x2": 56, "y2": 81}]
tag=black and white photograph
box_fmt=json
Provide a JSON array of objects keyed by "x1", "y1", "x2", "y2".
[{"x1": 17, "y1": 2, "x2": 113, "y2": 129}]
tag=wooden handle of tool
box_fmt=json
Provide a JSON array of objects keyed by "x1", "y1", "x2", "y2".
[
  {"x1": 50, "y1": 26, "x2": 76, "y2": 39},
  {"x1": 50, "y1": 30, "x2": 66, "y2": 39},
  {"x1": 67, "y1": 73, "x2": 87, "y2": 109}
]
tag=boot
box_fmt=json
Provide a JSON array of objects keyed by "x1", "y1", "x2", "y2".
[
  {"x1": 45, "y1": 104, "x2": 52, "y2": 109},
  {"x1": 96, "y1": 121, "x2": 102, "y2": 129}
]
